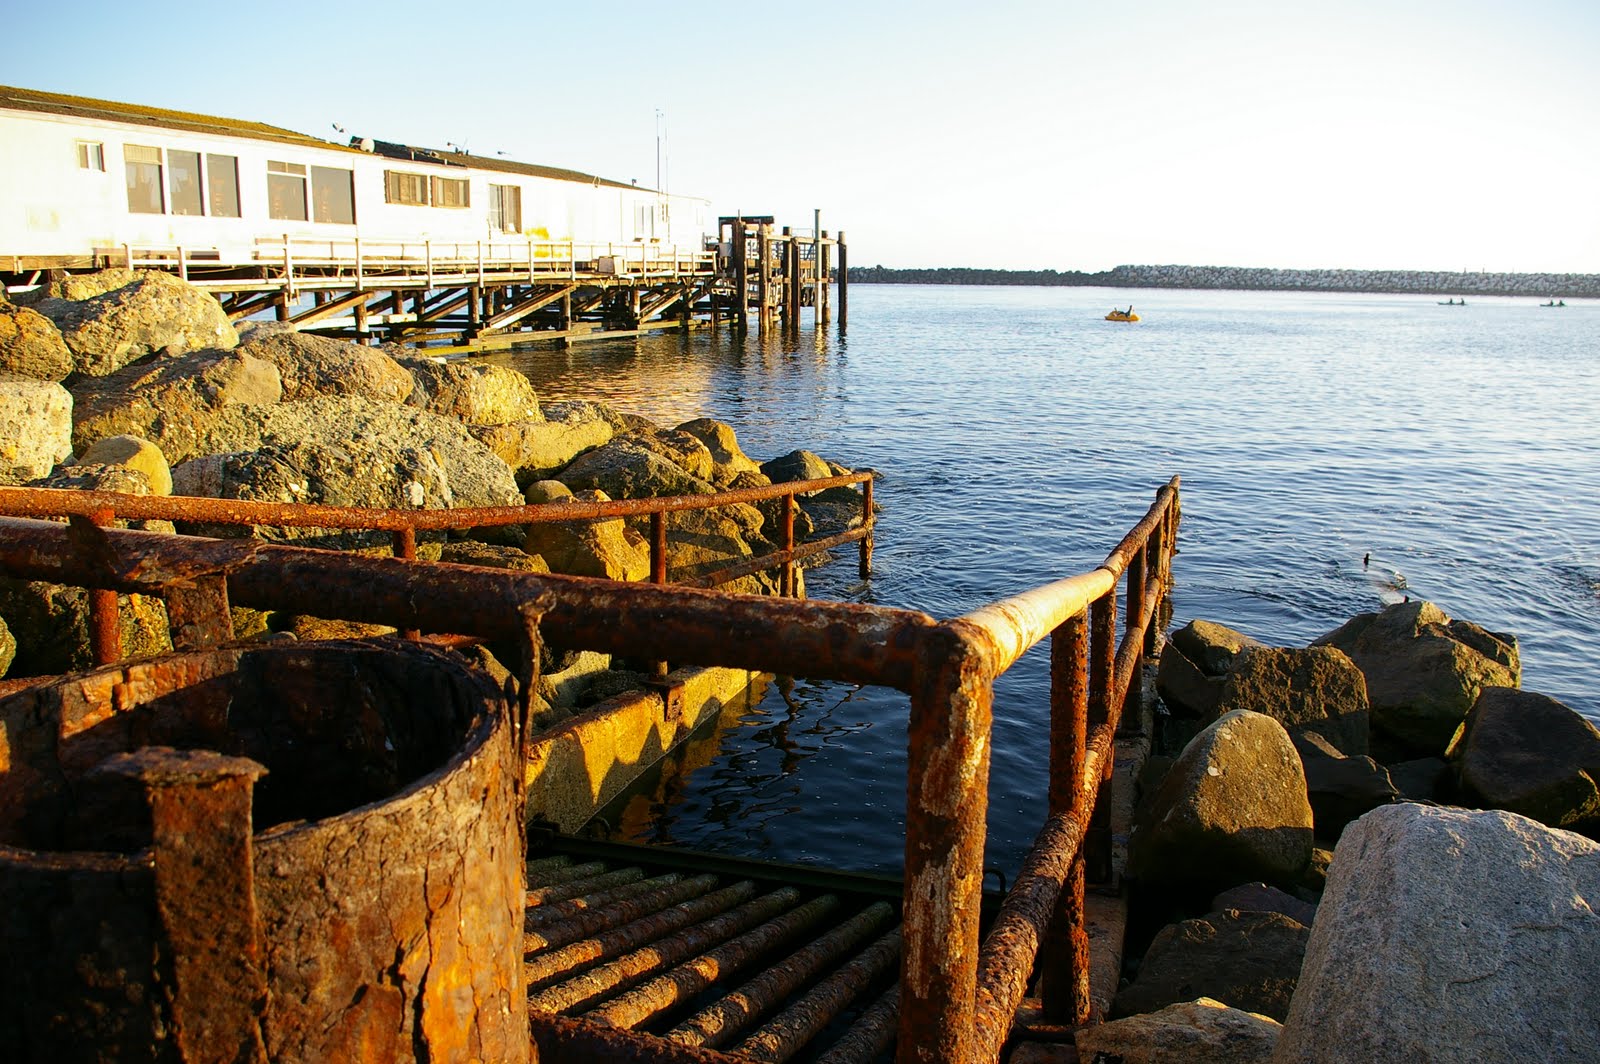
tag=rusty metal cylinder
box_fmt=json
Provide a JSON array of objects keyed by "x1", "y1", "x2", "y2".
[{"x1": 0, "y1": 638, "x2": 529, "y2": 1064}]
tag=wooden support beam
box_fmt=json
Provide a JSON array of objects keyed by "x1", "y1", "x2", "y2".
[
  {"x1": 482, "y1": 284, "x2": 577, "y2": 332},
  {"x1": 288, "y1": 289, "x2": 369, "y2": 327}
]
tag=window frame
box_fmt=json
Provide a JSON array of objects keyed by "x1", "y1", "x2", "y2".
[
  {"x1": 267, "y1": 159, "x2": 309, "y2": 222},
  {"x1": 76, "y1": 141, "x2": 105, "y2": 172}
]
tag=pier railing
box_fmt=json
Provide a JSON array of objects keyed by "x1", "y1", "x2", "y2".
[
  {"x1": 0, "y1": 474, "x2": 1178, "y2": 1064},
  {"x1": 0, "y1": 471, "x2": 874, "y2": 664},
  {"x1": 105, "y1": 235, "x2": 719, "y2": 290}
]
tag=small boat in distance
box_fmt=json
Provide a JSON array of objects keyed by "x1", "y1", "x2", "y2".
[
  {"x1": 1106, "y1": 306, "x2": 1139, "y2": 322},
  {"x1": 1438, "y1": 298, "x2": 1466, "y2": 305},
  {"x1": 1541, "y1": 298, "x2": 1567, "y2": 307}
]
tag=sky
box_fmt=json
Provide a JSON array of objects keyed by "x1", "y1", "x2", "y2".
[{"x1": 4, "y1": 0, "x2": 1597, "y2": 273}]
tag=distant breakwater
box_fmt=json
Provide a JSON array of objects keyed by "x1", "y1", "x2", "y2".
[{"x1": 847, "y1": 263, "x2": 1600, "y2": 298}]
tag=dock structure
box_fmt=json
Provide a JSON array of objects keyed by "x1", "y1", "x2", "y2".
[{"x1": 100, "y1": 226, "x2": 845, "y2": 352}]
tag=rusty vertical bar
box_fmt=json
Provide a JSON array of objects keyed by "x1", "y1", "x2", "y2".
[
  {"x1": 393, "y1": 526, "x2": 420, "y2": 641},
  {"x1": 1041, "y1": 609, "x2": 1091, "y2": 1022},
  {"x1": 859, "y1": 478, "x2": 874, "y2": 579},
  {"x1": 97, "y1": 747, "x2": 270, "y2": 1063},
  {"x1": 898, "y1": 625, "x2": 993, "y2": 1064},
  {"x1": 1086, "y1": 589, "x2": 1117, "y2": 883},
  {"x1": 1125, "y1": 544, "x2": 1148, "y2": 717},
  {"x1": 87, "y1": 507, "x2": 121, "y2": 665},
  {"x1": 780, "y1": 493, "x2": 796, "y2": 598},
  {"x1": 651, "y1": 510, "x2": 669, "y2": 677}
]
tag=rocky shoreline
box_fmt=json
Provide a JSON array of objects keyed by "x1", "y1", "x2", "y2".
[
  {"x1": 1073, "y1": 605, "x2": 1600, "y2": 1062},
  {"x1": 0, "y1": 269, "x2": 864, "y2": 729}
]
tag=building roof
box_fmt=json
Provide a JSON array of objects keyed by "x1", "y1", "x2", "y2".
[{"x1": 0, "y1": 84, "x2": 662, "y2": 195}]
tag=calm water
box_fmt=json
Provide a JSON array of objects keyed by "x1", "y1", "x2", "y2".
[{"x1": 488, "y1": 285, "x2": 1600, "y2": 876}]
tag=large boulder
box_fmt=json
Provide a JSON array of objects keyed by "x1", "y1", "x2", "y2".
[
  {"x1": 79, "y1": 434, "x2": 173, "y2": 496},
  {"x1": 1172, "y1": 619, "x2": 1266, "y2": 676},
  {"x1": 760, "y1": 449, "x2": 834, "y2": 486},
  {"x1": 618, "y1": 427, "x2": 717, "y2": 483},
  {"x1": 0, "y1": 300, "x2": 73, "y2": 381},
  {"x1": 470, "y1": 401, "x2": 615, "y2": 484},
  {"x1": 1298, "y1": 746, "x2": 1398, "y2": 838},
  {"x1": 69, "y1": 348, "x2": 282, "y2": 463},
  {"x1": 660, "y1": 506, "x2": 779, "y2": 597},
  {"x1": 35, "y1": 270, "x2": 238, "y2": 376},
  {"x1": 557, "y1": 437, "x2": 716, "y2": 500},
  {"x1": 1313, "y1": 601, "x2": 1519, "y2": 756},
  {"x1": 675, "y1": 418, "x2": 763, "y2": 486},
  {"x1": 238, "y1": 328, "x2": 413, "y2": 404},
  {"x1": 1114, "y1": 909, "x2": 1310, "y2": 1021},
  {"x1": 0, "y1": 615, "x2": 13, "y2": 677},
  {"x1": 1129, "y1": 710, "x2": 1314, "y2": 894},
  {"x1": 1275, "y1": 805, "x2": 1600, "y2": 1063},
  {"x1": 1157, "y1": 642, "x2": 1225, "y2": 718},
  {"x1": 0, "y1": 581, "x2": 172, "y2": 677},
  {"x1": 1211, "y1": 883, "x2": 1317, "y2": 928},
  {"x1": 169, "y1": 395, "x2": 520, "y2": 524},
  {"x1": 1448, "y1": 686, "x2": 1600, "y2": 834},
  {"x1": 1078, "y1": 998, "x2": 1280, "y2": 1064},
  {"x1": 1214, "y1": 647, "x2": 1370, "y2": 757},
  {"x1": 522, "y1": 484, "x2": 649, "y2": 582},
  {"x1": 0, "y1": 375, "x2": 73, "y2": 480},
  {"x1": 399, "y1": 356, "x2": 540, "y2": 425}
]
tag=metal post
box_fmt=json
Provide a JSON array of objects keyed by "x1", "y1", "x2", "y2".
[
  {"x1": 859, "y1": 477, "x2": 874, "y2": 579},
  {"x1": 1041, "y1": 609, "x2": 1092, "y2": 1022}
]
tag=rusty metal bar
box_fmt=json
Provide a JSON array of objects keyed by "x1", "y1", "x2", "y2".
[
  {"x1": 531, "y1": 1012, "x2": 733, "y2": 1064},
  {"x1": 897, "y1": 622, "x2": 994, "y2": 1064},
  {"x1": 675, "y1": 525, "x2": 869, "y2": 591},
  {"x1": 526, "y1": 854, "x2": 577, "y2": 882},
  {"x1": 526, "y1": 866, "x2": 651, "y2": 908},
  {"x1": 816, "y1": 984, "x2": 899, "y2": 1064},
  {"x1": 1100, "y1": 476, "x2": 1180, "y2": 577},
  {"x1": 780, "y1": 494, "x2": 796, "y2": 597},
  {"x1": 525, "y1": 874, "x2": 719, "y2": 955},
  {"x1": 0, "y1": 519, "x2": 936, "y2": 689},
  {"x1": 525, "y1": 872, "x2": 683, "y2": 928},
  {"x1": 524, "y1": 880, "x2": 757, "y2": 990},
  {"x1": 528, "y1": 886, "x2": 802, "y2": 1015},
  {"x1": 668, "y1": 900, "x2": 895, "y2": 1049},
  {"x1": 1042, "y1": 608, "x2": 1090, "y2": 1023},
  {"x1": 84, "y1": 508, "x2": 121, "y2": 665},
  {"x1": 859, "y1": 476, "x2": 874, "y2": 579},
  {"x1": 0, "y1": 473, "x2": 871, "y2": 531},
  {"x1": 736, "y1": 927, "x2": 902, "y2": 1064},
  {"x1": 96, "y1": 746, "x2": 270, "y2": 1063},
  {"x1": 585, "y1": 893, "x2": 841, "y2": 1030},
  {"x1": 525, "y1": 860, "x2": 609, "y2": 891}
]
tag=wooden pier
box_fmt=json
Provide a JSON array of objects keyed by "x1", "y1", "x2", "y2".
[{"x1": 93, "y1": 222, "x2": 846, "y2": 352}]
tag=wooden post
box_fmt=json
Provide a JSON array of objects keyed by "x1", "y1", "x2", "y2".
[
  {"x1": 354, "y1": 297, "x2": 369, "y2": 344},
  {"x1": 837, "y1": 230, "x2": 848, "y2": 331},
  {"x1": 755, "y1": 223, "x2": 770, "y2": 335},
  {"x1": 734, "y1": 215, "x2": 748, "y2": 333},
  {"x1": 820, "y1": 231, "x2": 831, "y2": 325},
  {"x1": 780, "y1": 227, "x2": 792, "y2": 332}
]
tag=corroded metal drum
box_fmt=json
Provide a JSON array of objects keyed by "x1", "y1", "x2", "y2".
[{"x1": 0, "y1": 638, "x2": 529, "y2": 1063}]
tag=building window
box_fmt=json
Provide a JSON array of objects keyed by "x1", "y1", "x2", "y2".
[
  {"x1": 207, "y1": 154, "x2": 240, "y2": 218},
  {"x1": 488, "y1": 184, "x2": 521, "y2": 232},
  {"x1": 384, "y1": 170, "x2": 429, "y2": 206},
  {"x1": 77, "y1": 141, "x2": 105, "y2": 171},
  {"x1": 311, "y1": 166, "x2": 355, "y2": 224},
  {"x1": 267, "y1": 160, "x2": 308, "y2": 221},
  {"x1": 169, "y1": 150, "x2": 204, "y2": 216},
  {"x1": 431, "y1": 175, "x2": 470, "y2": 209},
  {"x1": 124, "y1": 144, "x2": 164, "y2": 214}
]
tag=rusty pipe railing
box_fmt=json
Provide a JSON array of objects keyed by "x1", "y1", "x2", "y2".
[
  {"x1": 897, "y1": 476, "x2": 1180, "y2": 1063},
  {"x1": 0, "y1": 471, "x2": 873, "y2": 665},
  {"x1": 0, "y1": 474, "x2": 1179, "y2": 1064}
]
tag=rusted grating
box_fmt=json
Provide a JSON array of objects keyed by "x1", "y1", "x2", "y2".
[{"x1": 523, "y1": 837, "x2": 991, "y2": 1064}]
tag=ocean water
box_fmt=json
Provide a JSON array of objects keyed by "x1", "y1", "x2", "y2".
[{"x1": 489, "y1": 284, "x2": 1600, "y2": 876}]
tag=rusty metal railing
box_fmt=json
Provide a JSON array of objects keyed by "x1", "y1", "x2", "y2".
[
  {"x1": 0, "y1": 471, "x2": 874, "y2": 664},
  {"x1": 0, "y1": 473, "x2": 1178, "y2": 1064}
]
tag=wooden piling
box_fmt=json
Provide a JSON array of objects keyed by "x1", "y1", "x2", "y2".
[{"x1": 837, "y1": 231, "x2": 848, "y2": 330}]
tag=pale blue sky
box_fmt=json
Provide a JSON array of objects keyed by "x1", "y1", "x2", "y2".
[{"x1": 4, "y1": 0, "x2": 1597, "y2": 272}]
